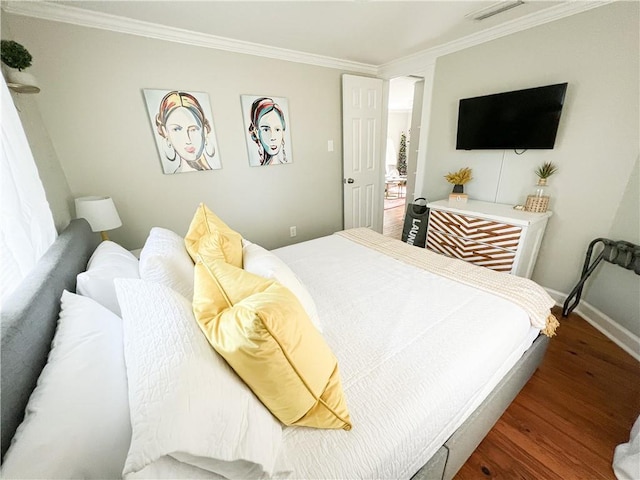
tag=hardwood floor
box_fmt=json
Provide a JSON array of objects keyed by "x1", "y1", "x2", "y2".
[
  {"x1": 380, "y1": 212, "x2": 640, "y2": 479},
  {"x1": 382, "y1": 204, "x2": 405, "y2": 240},
  {"x1": 456, "y1": 308, "x2": 640, "y2": 480}
]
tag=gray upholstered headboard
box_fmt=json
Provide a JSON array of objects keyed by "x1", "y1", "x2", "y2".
[{"x1": 1, "y1": 218, "x2": 99, "y2": 459}]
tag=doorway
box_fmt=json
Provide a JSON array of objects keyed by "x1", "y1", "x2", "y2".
[{"x1": 383, "y1": 76, "x2": 423, "y2": 239}]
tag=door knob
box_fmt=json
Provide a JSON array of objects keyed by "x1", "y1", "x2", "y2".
[{"x1": 344, "y1": 178, "x2": 355, "y2": 184}]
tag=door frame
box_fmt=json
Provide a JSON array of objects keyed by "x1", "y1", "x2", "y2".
[{"x1": 378, "y1": 63, "x2": 436, "y2": 204}]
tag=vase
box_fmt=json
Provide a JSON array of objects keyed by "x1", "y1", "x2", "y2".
[
  {"x1": 533, "y1": 178, "x2": 548, "y2": 197},
  {"x1": 525, "y1": 178, "x2": 550, "y2": 213},
  {"x1": 452, "y1": 184, "x2": 464, "y2": 194}
]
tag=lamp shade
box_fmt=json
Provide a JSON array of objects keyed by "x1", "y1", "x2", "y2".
[{"x1": 75, "y1": 196, "x2": 122, "y2": 232}]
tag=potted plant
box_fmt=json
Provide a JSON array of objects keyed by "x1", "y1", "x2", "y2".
[
  {"x1": 525, "y1": 161, "x2": 558, "y2": 213},
  {"x1": 1, "y1": 40, "x2": 39, "y2": 93},
  {"x1": 534, "y1": 161, "x2": 558, "y2": 186},
  {"x1": 444, "y1": 167, "x2": 473, "y2": 193}
]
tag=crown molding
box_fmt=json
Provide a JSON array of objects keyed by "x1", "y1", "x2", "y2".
[
  {"x1": 1, "y1": 0, "x2": 378, "y2": 75},
  {"x1": 378, "y1": 0, "x2": 613, "y2": 78},
  {"x1": 3, "y1": 0, "x2": 612, "y2": 79}
]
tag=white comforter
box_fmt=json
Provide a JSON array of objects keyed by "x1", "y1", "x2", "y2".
[{"x1": 272, "y1": 234, "x2": 539, "y2": 479}]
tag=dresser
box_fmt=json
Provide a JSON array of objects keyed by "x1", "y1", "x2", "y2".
[{"x1": 425, "y1": 199, "x2": 552, "y2": 278}]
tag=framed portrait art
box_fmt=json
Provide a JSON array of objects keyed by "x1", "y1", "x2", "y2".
[
  {"x1": 241, "y1": 95, "x2": 293, "y2": 167},
  {"x1": 143, "y1": 89, "x2": 222, "y2": 174}
]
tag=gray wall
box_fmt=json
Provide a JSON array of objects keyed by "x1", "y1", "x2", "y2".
[
  {"x1": 4, "y1": 13, "x2": 350, "y2": 250},
  {"x1": 422, "y1": 2, "x2": 639, "y2": 336},
  {"x1": 583, "y1": 157, "x2": 639, "y2": 336}
]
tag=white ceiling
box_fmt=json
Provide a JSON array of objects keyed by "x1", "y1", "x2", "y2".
[{"x1": 54, "y1": 1, "x2": 566, "y2": 66}]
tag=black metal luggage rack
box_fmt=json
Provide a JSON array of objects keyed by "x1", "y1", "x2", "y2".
[{"x1": 562, "y1": 238, "x2": 640, "y2": 317}]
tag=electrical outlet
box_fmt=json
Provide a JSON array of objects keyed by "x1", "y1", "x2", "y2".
[{"x1": 290, "y1": 226, "x2": 297, "y2": 237}]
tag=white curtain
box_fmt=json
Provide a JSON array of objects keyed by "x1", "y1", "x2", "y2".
[
  {"x1": 614, "y1": 415, "x2": 640, "y2": 480},
  {"x1": 1, "y1": 75, "x2": 56, "y2": 301}
]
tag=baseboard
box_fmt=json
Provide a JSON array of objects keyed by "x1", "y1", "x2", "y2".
[{"x1": 545, "y1": 288, "x2": 640, "y2": 362}]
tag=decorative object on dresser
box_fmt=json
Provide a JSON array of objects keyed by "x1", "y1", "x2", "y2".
[
  {"x1": 444, "y1": 167, "x2": 473, "y2": 193},
  {"x1": 426, "y1": 199, "x2": 552, "y2": 278},
  {"x1": 525, "y1": 161, "x2": 558, "y2": 213},
  {"x1": 449, "y1": 192, "x2": 468, "y2": 206},
  {"x1": 0, "y1": 40, "x2": 39, "y2": 94},
  {"x1": 74, "y1": 196, "x2": 122, "y2": 241},
  {"x1": 445, "y1": 167, "x2": 472, "y2": 205}
]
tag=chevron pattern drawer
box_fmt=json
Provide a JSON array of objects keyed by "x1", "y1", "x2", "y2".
[
  {"x1": 426, "y1": 230, "x2": 517, "y2": 272},
  {"x1": 425, "y1": 200, "x2": 552, "y2": 278},
  {"x1": 428, "y1": 210, "x2": 522, "y2": 251}
]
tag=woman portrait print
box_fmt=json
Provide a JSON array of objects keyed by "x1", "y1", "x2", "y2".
[
  {"x1": 241, "y1": 95, "x2": 293, "y2": 167},
  {"x1": 143, "y1": 89, "x2": 221, "y2": 174}
]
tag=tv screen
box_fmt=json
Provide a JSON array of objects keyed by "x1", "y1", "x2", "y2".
[{"x1": 456, "y1": 82, "x2": 568, "y2": 150}]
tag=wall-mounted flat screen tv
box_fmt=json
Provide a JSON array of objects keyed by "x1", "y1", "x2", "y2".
[{"x1": 456, "y1": 82, "x2": 568, "y2": 150}]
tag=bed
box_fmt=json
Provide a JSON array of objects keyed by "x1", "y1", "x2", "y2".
[{"x1": 0, "y1": 215, "x2": 556, "y2": 480}]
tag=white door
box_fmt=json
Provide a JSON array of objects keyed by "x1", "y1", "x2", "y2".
[{"x1": 342, "y1": 74, "x2": 384, "y2": 231}]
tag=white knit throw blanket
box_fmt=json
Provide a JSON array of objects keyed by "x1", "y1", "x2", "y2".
[{"x1": 336, "y1": 228, "x2": 559, "y2": 337}]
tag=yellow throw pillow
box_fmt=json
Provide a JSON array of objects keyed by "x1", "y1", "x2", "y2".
[
  {"x1": 184, "y1": 203, "x2": 243, "y2": 268},
  {"x1": 193, "y1": 256, "x2": 352, "y2": 431}
]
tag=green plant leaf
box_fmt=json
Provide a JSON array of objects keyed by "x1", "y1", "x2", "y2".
[
  {"x1": 535, "y1": 162, "x2": 558, "y2": 179},
  {"x1": 1, "y1": 40, "x2": 33, "y2": 71}
]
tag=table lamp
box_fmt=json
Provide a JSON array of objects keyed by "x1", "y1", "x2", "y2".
[{"x1": 75, "y1": 196, "x2": 122, "y2": 241}]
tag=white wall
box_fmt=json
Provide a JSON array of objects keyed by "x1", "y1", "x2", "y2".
[
  {"x1": 4, "y1": 13, "x2": 353, "y2": 250},
  {"x1": 421, "y1": 2, "x2": 639, "y2": 335}
]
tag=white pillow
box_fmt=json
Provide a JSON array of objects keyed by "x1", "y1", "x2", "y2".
[
  {"x1": 2, "y1": 291, "x2": 131, "y2": 479},
  {"x1": 243, "y1": 241, "x2": 323, "y2": 332},
  {"x1": 138, "y1": 227, "x2": 194, "y2": 300},
  {"x1": 115, "y1": 279, "x2": 287, "y2": 480},
  {"x1": 76, "y1": 240, "x2": 139, "y2": 316}
]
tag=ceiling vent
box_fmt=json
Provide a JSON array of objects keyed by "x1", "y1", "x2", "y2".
[{"x1": 466, "y1": 0, "x2": 525, "y2": 21}]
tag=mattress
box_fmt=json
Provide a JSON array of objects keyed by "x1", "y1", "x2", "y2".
[{"x1": 270, "y1": 234, "x2": 539, "y2": 479}]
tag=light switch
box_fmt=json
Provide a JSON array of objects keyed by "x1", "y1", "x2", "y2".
[{"x1": 327, "y1": 140, "x2": 334, "y2": 152}]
